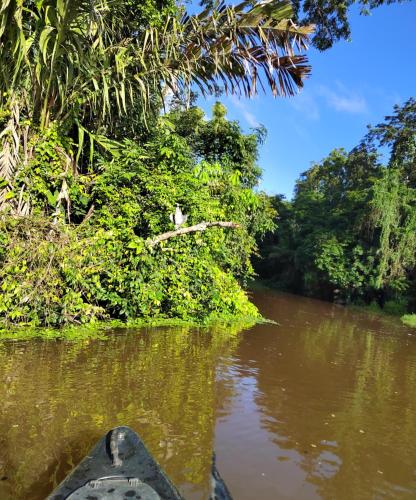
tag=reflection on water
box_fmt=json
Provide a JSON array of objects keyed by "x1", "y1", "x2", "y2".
[
  {"x1": 215, "y1": 290, "x2": 416, "y2": 500},
  {"x1": 1, "y1": 290, "x2": 416, "y2": 499},
  {"x1": 0, "y1": 326, "x2": 242, "y2": 500}
]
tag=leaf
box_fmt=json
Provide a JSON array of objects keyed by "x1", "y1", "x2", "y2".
[
  {"x1": 56, "y1": 0, "x2": 65, "y2": 18},
  {"x1": 4, "y1": 189, "x2": 15, "y2": 200},
  {"x1": 76, "y1": 123, "x2": 84, "y2": 164},
  {"x1": 45, "y1": 189, "x2": 57, "y2": 206},
  {"x1": 39, "y1": 26, "x2": 54, "y2": 64}
]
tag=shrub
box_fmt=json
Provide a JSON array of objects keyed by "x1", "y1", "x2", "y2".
[{"x1": 401, "y1": 314, "x2": 416, "y2": 328}]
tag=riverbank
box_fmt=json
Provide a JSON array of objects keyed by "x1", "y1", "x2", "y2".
[
  {"x1": 255, "y1": 280, "x2": 416, "y2": 329},
  {"x1": 401, "y1": 314, "x2": 416, "y2": 328},
  {"x1": 351, "y1": 302, "x2": 416, "y2": 329},
  {"x1": 0, "y1": 314, "x2": 265, "y2": 341}
]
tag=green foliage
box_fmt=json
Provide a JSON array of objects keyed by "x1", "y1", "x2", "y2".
[
  {"x1": 383, "y1": 299, "x2": 407, "y2": 316},
  {"x1": 0, "y1": 0, "x2": 309, "y2": 330},
  {"x1": 257, "y1": 98, "x2": 416, "y2": 312},
  {"x1": 201, "y1": 0, "x2": 405, "y2": 50},
  {"x1": 365, "y1": 98, "x2": 416, "y2": 186},
  {"x1": 0, "y1": 0, "x2": 312, "y2": 131},
  {"x1": 0, "y1": 108, "x2": 273, "y2": 328},
  {"x1": 0, "y1": 217, "x2": 260, "y2": 328},
  {"x1": 169, "y1": 102, "x2": 266, "y2": 189},
  {"x1": 259, "y1": 147, "x2": 379, "y2": 300},
  {"x1": 315, "y1": 238, "x2": 374, "y2": 293},
  {"x1": 401, "y1": 314, "x2": 416, "y2": 328},
  {"x1": 0, "y1": 0, "x2": 313, "y2": 216},
  {"x1": 371, "y1": 165, "x2": 416, "y2": 289}
]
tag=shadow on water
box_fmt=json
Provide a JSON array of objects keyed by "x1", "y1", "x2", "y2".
[
  {"x1": 0, "y1": 326, "x2": 243, "y2": 500},
  {"x1": 25, "y1": 430, "x2": 101, "y2": 500}
]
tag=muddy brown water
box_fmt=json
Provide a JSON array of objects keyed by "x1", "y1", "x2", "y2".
[{"x1": 1, "y1": 289, "x2": 416, "y2": 499}]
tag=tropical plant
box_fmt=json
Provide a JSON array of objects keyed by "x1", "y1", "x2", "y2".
[
  {"x1": 0, "y1": 1, "x2": 312, "y2": 329},
  {"x1": 0, "y1": 0, "x2": 313, "y2": 216},
  {"x1": 0, "y1": 106, "x2": 274, "y2": 328},
  {"x1": 169, "y1": 101, "x2": 266, "y2": 189},
  {"x1": 200, "y1": 0, "x2": 408, "y2": 50}
]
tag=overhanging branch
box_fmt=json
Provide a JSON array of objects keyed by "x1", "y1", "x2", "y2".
[{"x1": 148, "y1": 221, "x2": 241, "y2": 247}]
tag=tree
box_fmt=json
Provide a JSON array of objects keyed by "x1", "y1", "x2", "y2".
[
  {"x1": 0, "y1": 1, "x2": 313, "y2": 328},
  {"x1": 200, "y1": 0, "x2": 409, "y2": 50},
  {"x1": 257, "y1": 99, "x2": 416, "y2": 311},
  {"x1": 257, "y1": 146, "x2": 381, "y2": 301},
  {"x1": 0, "y1": 117, "x2": 268, "y2": 326},
  {"x1": 366, "y1": 99, "x2": 416, "y2": 291},
  {"x1": 371, "y1": 166, "x2": 416, "y2": 290},
  {"x1": 0, "y1": 0, "x2": 313, "y2": 216},
  {"x1": 365, "y1": 98, "x2": 416, "y2": 186},
  {"x1": 169, "y1": 102, "x2": 265, "y2": 189}
]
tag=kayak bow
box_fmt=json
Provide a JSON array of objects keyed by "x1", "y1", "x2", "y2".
[{"x1": 47, "y1": 426, "x2": 232, "y2": 499}]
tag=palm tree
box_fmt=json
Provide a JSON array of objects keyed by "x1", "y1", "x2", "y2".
[{"x1": 0, "y1": 0, "x2": 313, "y2": 215}]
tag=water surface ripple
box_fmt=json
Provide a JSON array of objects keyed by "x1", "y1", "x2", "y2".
[{"x1": 0, "y1": 289, "x2": 415, "y2": 499}]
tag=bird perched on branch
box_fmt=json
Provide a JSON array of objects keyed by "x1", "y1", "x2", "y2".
[{"x1": 170, "y1": 203, "x2": 188, "y2": 229}]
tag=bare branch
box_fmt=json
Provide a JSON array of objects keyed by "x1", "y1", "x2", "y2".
[
  {"x1": 80, "y1": 203, "x2": 95, "y2": 225},
  {"x1": 148, "y1": 221, "x2": 241, "y2": 247}
]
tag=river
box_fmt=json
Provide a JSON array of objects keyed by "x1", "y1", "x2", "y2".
[{"x1": 0, "y1": 289, "x2": 415, "y2": 499}]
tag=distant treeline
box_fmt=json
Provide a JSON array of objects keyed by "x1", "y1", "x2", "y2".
[{"x1": 257, "y1": 98, "x2": 416, "y2": 314}]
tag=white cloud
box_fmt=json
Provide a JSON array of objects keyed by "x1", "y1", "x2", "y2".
[
  {"x1": 290, "y1": 91, "x2": 320, "y2": 120},
  {"x1": 318, "y1": 84, "x2": 368, "y2": 114},
  {"x1": 229, "y1": 95, "x2": 260, "y2": 127}
]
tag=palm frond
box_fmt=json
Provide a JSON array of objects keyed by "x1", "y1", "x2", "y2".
[
  {"x1": 138, "y1": 0, "x2": 313, "y2": 104},
  {"x1": 0, "y1": 0, "x2": 313, "y2": 130},
  {"x1": 0, "y1": 0, "x2": 313, "y2": 217}
]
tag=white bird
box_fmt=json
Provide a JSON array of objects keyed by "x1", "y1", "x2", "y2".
[{"x1": 170, "y1": 203, "x2": 188, "y2": 229}]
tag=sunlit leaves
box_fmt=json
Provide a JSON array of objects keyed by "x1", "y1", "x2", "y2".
[{"x1": 0, "y1": 0, "x2": 313, "y2": 132}]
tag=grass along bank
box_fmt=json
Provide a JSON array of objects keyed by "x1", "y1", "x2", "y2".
[
  {"x1": 401, "y1": 314, "x2": 416, "y2": 328},
  {"x1": 349, "y1": 300, "x2": 416, "y2": 329}
]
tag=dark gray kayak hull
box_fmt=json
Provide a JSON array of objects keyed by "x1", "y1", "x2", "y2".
[{"x1": 47, "y1": 426, "x2": 183, "y2": 499}]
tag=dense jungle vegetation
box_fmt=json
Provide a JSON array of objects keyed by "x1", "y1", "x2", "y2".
[
  {"x1": 0, "y1": 0, "x2": 315, "y2": 329},
  {"x1": 257, "y1": 98, "x2": 416, "y2": 321},
  {"x1": 0, "y1": 0, "x2": 412, "y2": 331}
]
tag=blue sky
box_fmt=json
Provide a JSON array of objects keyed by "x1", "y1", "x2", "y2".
[{"x1": 197, "y1": 1, "x2": 416, "y2": 198}]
